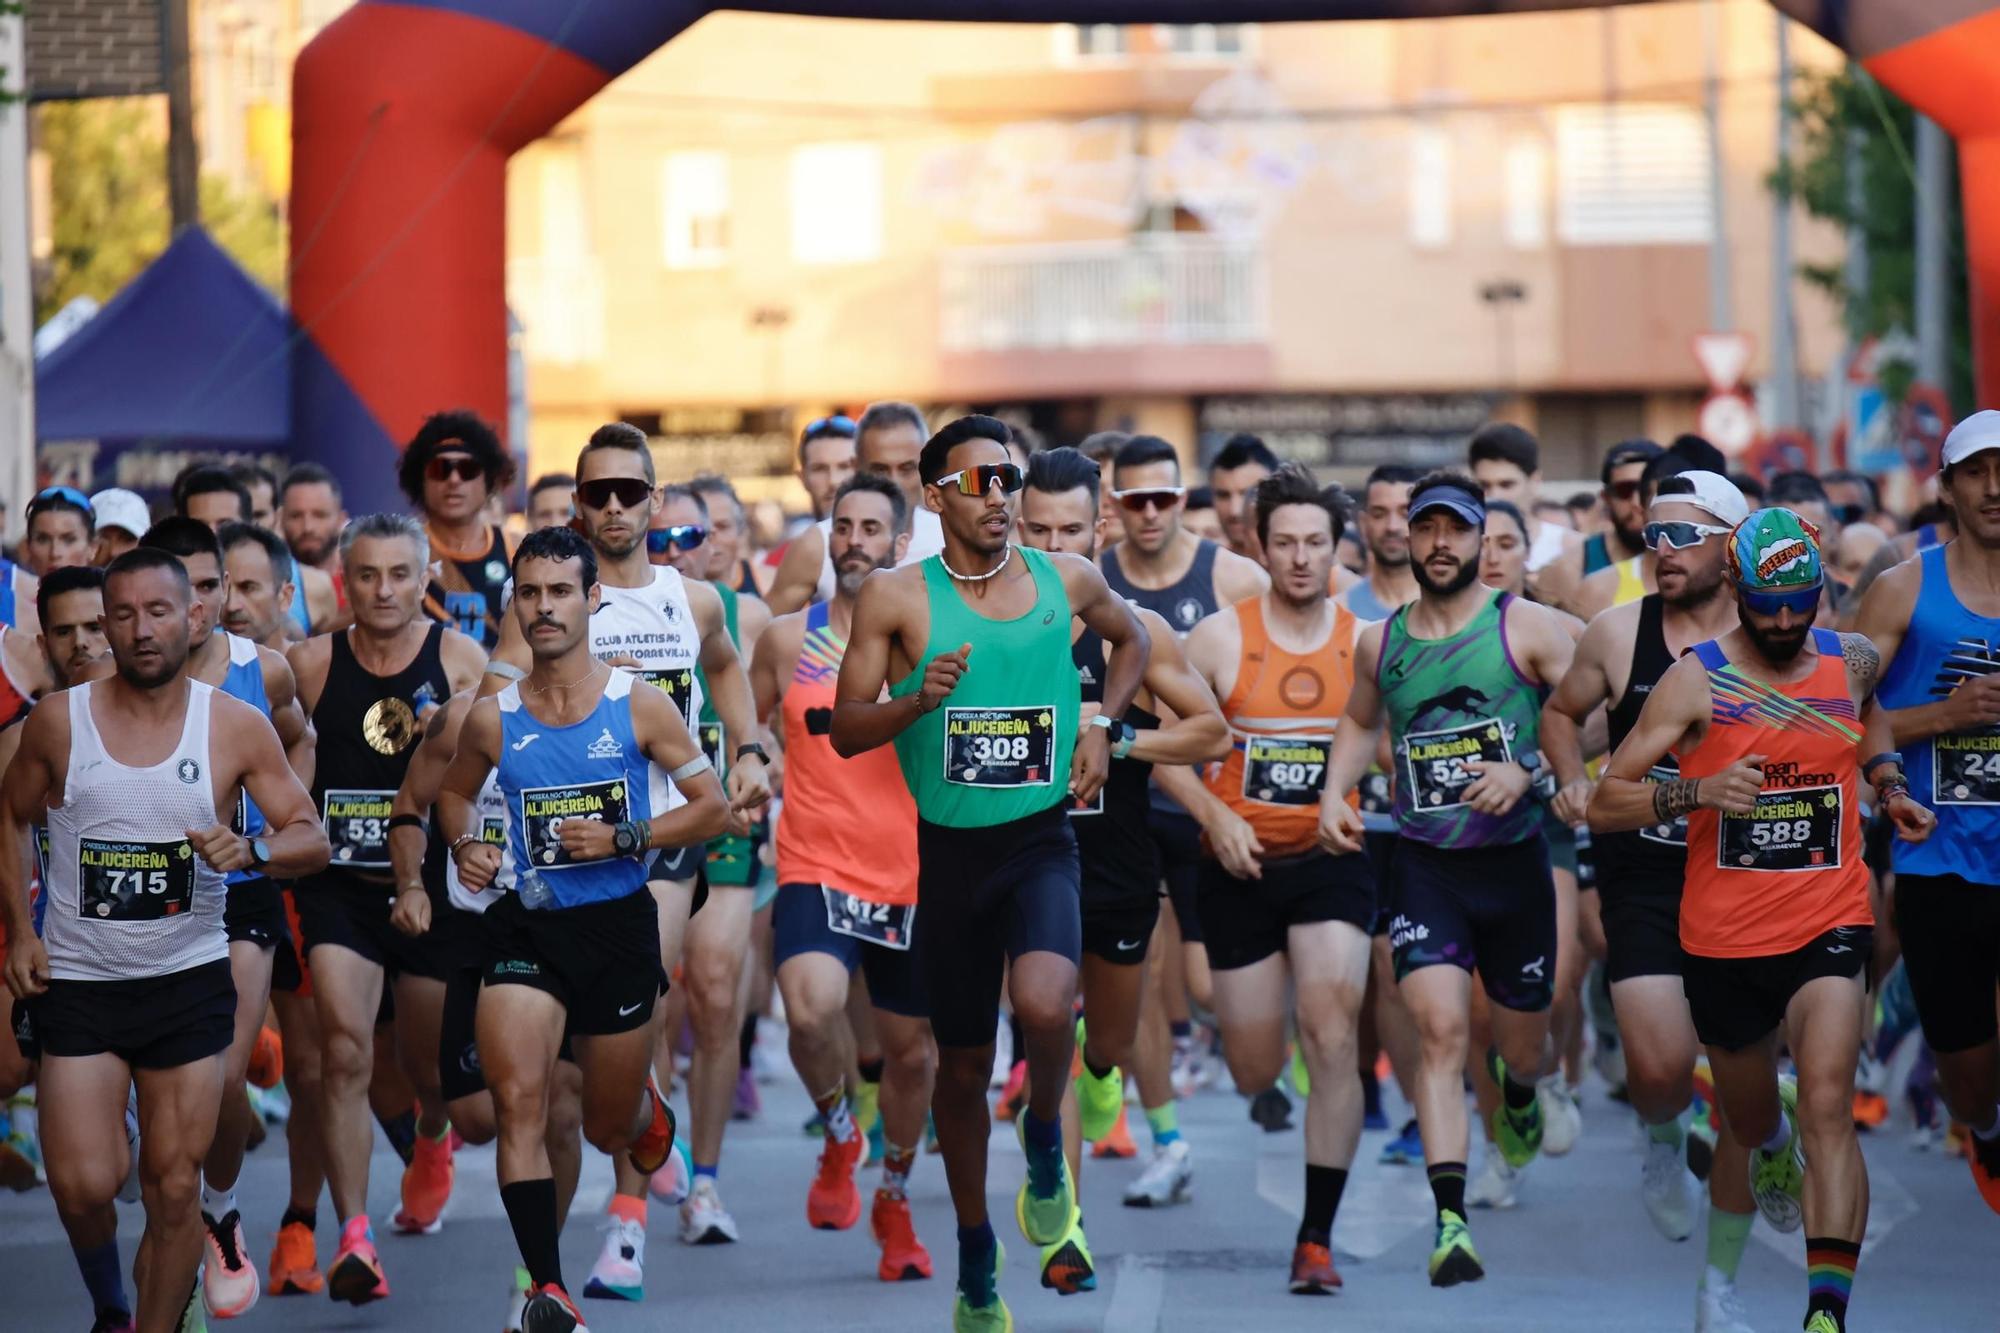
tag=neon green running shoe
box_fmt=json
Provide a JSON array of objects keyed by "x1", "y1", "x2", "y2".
[
  {"x1": 953, "y1": 1239, "x2": 1012, "y2": 1332},
  {"x1": 1074, "y1": 1019, "x2": 1123, "y2": 1143},
  {"x1": 1748, "y1": 1075, "x2": 1805, "y2": 1233},
  {"x1": 1803, "y1": 1313, "x2": 1840, "y2": 1333},
  {"x1": 1486, "y1": 1050, "x2": 1544, "y2": 1169},
  {"x1": 1014, "y1": 1116, "x2": 1078, "y2": 1246},
  {"x1": 1038, "y1": 1214, "x2": 1097, "y2": 1296},
  {"x1": 854, "y1": 1076, "x2": 884, "y2": 1166},
  {"x1": 1428, "y1": 1210, "x2": 1484, "y2": 1288},
  {"x1": 1290, "y1": 1042, "x2": 1311, "y2": 1096}
]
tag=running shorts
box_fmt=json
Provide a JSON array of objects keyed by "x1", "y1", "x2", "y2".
[
  {"x1": 1388, "y1": 833, "x2": 1557, "y2": 1013},
  {"x1": 1196, "y1": 850, "x2": 1374, "y2": 972},
  {"x1": 482, "y1": 889, "x2": 665, "y2": 1037},
  {"x1": 1893, "y1": 874, "x2": 2000, "y2": 1053},
  {"x1": 295, "y1": 870, "x2": 448, "y2": 981},
  {"x1": 1146, "y1": 807, "x2": 1204, "y2": 944},
  {"x1": 772, "y1": 883, "x2": 927, "y2": 1018},
  {"x1": 1682, "y1": 925, "x2": 1872, "y2": 1052},
  {"x1": 18, "y1": 959, "x2": 235, "y2": 1069}
]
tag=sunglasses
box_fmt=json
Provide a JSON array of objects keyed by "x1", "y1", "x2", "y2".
[
  {"x1": 576, "y1": 477, "x2": 653, "y2": 511},
  {"x1": 647, "y1": 525, "x2": 706, "y2": 555},
  {"x1": 1831, "y1": 502, "x2": 1866, "y2": 526},
  {"x1": 802, "y1": 414, "x2": 857, "y2": 442},
  {"x1": 1643, "y1": 519, "x2": 1733, "y2": 551},
  {"x1": 1112, "y1": 487, "x2": 1187, "y2": 513},
  {"x1": 425, "y1": 454, "x2": 484, "y2": 484},
  {"x1": 933, "y1": 463, "x2": 1024, "y2": 497},
  {"x1": 29, "y1": 484, "x2": 92, "y2": 514},
  {"x1": 1605, "y1": 480, "x2": 1643, "y2": 502},
  {"x1": 1741, "y1": 584, "x2": 1822, "y2": 617}
]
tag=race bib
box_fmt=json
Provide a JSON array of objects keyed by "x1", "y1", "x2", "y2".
[
  {"x1": 1933, "y1": 730, "x2": 2000, "y2": 805},
  {"x1": 943, "y1": 706, "x2": 1055, "y2": 788},
  {"x1": 822, "y1": 885, "x2": 914, "y2": 951},
  {"x1": 698, "y1": 721, "x2": 726, "y2": 775},
  {"x1": 323, "y1": 789, "x2": 395, "y2": 867},
  {"x1": 1639, "y1": 762, "x2": 1690, "y2": 847},
  {"x1": 1068, "y1": 786, "x2": 1105, "y2": 817},
  {"x1": 77, "y1": 837, "x2": 196, "y2": 922},
  {"x1": 520, "y1": 780, "x2": 630, "y2": 869},
  {"x1": 1358, "y1": 769, "x2": 1393, "y2": 816},
  {"x1": 1242, "y1": 735, "x2": 1332, "y2": 806},
  {"x1": 1403, "y1": 719, "x2": 1511, "y2": 813},
  {"x1": 479, "y1": 815, "x2": 507, "y2": 847},
  {"x1": 643, "y1": 669, "x2": 699, "y2": 729},
  {"x1": 1717, "y1": 785, "x2": 1842, "y2": 872}
]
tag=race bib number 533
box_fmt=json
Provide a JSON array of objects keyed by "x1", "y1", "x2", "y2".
[
  {"x1": 1403, "y1": 720, "x2": 1511, "y2": 813},
  {"x1": 944, "y1": 706, "x2": 1055, "y2": 788},
  {"x1": 323, "y1": 789, "x2": 395, "y2": 867},
  {"x1": 1718, "y1": 785, "x2": 1842, "y2": 872},
  {"x1": 520, "y1": 780, "x2": 630, "y2": 869},
  {"x1": 78, "y1": 837, "x2": 195, "y2": 921}
]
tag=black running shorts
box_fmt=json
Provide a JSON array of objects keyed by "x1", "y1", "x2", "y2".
[
  {"x1": 1681, "y1": 926, "x2": 1872, "y2": 1052},
  {"x1": 1147, "y1": 808, "x2": 1205, "y2": 944},
  {"x1": 19, "y1": 959, "x2": 235, "y2": 1069},
  {"x1": 295, "y1": 870, "x2": 448, "y2": 981},
  {"x1": 481, "y1": 889, "x2": 665, "y2": 1037},
  {"x1": 1196, "y1": 850, "x2": 1374, "y2": 972},
  {"x1": 1388, "y1": 833, "x2": 1557, "y2": 1013},
  {"x1": 1893, "y1": 874, "x2": 2000, "y2": 1054}
]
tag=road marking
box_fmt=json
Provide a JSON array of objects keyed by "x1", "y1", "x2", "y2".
[
  {"x1": 1749, "y1": 1158, "x2": 1919, "y2": 1266},
  {"x1": 1254, "y1": 1139, "x2": 1432, "y2": 1260},
  {"x1": 1100, "y1": 1254, "x2": 1165, "y2": 1332}
]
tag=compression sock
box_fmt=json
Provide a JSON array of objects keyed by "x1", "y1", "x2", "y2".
[
  {"x1": 1705, "y1": 1207, "x2": 1754, "y2": 1282},
  {"x1": 1144, "y1": 1103, "x2": 1182, "y2": 1149},
  {"x1": 499, "y1": 1178, "x2": 563, "y2": 1291},
  {"x1": 376, "y1": 1108, "x2": 418, "y2": 1166},
  {"x1": 1427, "y1": 1161, "x2": 1467, "y2": 1220},
  {"x1": 1084, "y1": 1054, "x2": 1117, "y2": 1082},
  {"x1": 957, "y1": 1219, "x2": 996, "y2": 1272},
  {"x1": 693, "y1": 1162, "x2": 718, "y2": 1183},
  {"x1": 1021, "y1": 1110, "x2": 1062, "y2": 1157},
  {"x1": 1300, "y1": 1164, "x2": 1348, "y2": 1243},
  {"x1": 813, "y1": 1082, "x2": 856, "y2": 1142},
  {"x1": 73, "y1": 1240, "x2": 128, "y2": 1320},
  {"x1": 1805, "y1": 1236, "x2": 1859, "y2": 1330},
  {"x1": 881, "y1": 1141, "x2": 917, "y2": 1197}
]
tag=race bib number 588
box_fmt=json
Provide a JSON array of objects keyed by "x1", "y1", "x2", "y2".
[
  {"x1": 1718, "y1": 785, "x2": 1842, "y2": 872},
  {"x1": 944, "y1": 706, "x2": 1055, "y2": 788}
]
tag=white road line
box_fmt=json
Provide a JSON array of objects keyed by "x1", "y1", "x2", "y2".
[
  {"x1": 1749, "y1": 1157, "x2": 1919, "y2": 1267},
  {"x1": 1100, "y1": 1253, "x2": 1165, "y2": 1333},
  {"x1": 1255, "y1": 1139, "x2": 1432, "y2": 1260}
]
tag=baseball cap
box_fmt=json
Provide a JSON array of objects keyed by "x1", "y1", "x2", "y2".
[
  {"x1": 1941, "y1": 409, "x2": 2000, "y2": 468},
  {"x1": 90, "y1": 488, "x2": 152, "y2": 539},
  {"x1": 1408, "y1": 480, "x2": 1486, "y2": 528},
  {"x1": 1650, "y1": 470, "x2": 1748, "y2": 528},
  {"x1": 1727, "y1": 507, "x2": 1823, "y2": 592}
]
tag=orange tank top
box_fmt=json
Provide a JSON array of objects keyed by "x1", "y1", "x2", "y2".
[
  {"x1": 1206, "y1": 596, "x2": 1360, "y2": 860},
  {"x1": 775, "y1": 603, "x2": 917, "y2": 905},
  {"x1": 1676, "y1": 628, "x2": 1870, "y2": 958}
]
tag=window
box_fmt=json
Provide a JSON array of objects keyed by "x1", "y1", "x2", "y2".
[
  {"x1": 661, "y1": 151, "x2": 729, "y2": 270},
  {"x1": 1408, "y1": 125, "x2": 1452, "y2": 250},
  {"x1": 1060, "y1": 24, "x2": 1249, "y2": 60},
  {"x1": 1503, "y1": 137, "x2": 1548, "y2": 249},
  {"x1": 1555, "y1": 104, "x2": 1712, "y2": 246},
  {"x1": 791, "y1": 143, "x2": 883, "y2": 266}
]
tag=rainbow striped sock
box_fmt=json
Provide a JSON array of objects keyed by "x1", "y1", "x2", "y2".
[{"x1": 1805, "y1": 1235, "x2": 1859, "y2": 1329}]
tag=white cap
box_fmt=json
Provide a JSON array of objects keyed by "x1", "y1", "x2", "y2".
[
  {"x1": 1942, "y1": 409, "x2": 2000, "y2": 468},
  {"x1": 90, "y1": 488, "x2": 151, "y2": 538},
  {"x1": 1650, "y1": 469, "x2": 1747, "y2": 527}
]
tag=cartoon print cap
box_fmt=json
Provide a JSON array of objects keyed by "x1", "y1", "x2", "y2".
[{"x1": 1726, "y1": 507, "x2": 1824, "y2": 591}]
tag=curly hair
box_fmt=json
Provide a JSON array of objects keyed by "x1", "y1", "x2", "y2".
[{"x1": 399, "y1": 409, "x2": 515, "y2": 506}]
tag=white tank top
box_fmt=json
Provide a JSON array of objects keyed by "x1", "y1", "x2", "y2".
[
  {"x1": 591, "y1": 565, "x2": 705, "y2": 729},
  {"x1": 443, "y1": 770, "x2": 510, "y2": 913},
  {"x1": 903, "y1": 507, "x2": 945, "y2": 565},
  {"x1": 1525, "y1": 519, "x2": 1568, "y2": 573},
  {"x1": 45, "y1": 681, "x2": 228, "y2": 981},
  {"x1": 812, "y1": 516, "x2": 835, "y2": 606}
]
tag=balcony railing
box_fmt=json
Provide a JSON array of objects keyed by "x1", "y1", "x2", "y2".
[{"x1": 940, "y1": 235, "x2": 1265, "y2": 353}]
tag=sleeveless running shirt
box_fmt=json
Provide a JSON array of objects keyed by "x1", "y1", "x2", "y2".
[
  {"x1": 0, "y1": 627, "x2": 32, "y2": 731},
  {"x1": 1526, "y1": 521, "x2": 1567, "y2": 573},
  {"x1": 496, "y1": 670, "x2": 661, "y2": 909},
  {"x1": 1611, "y1": 555, "x2": 1647, "y2": 608},
  {"x1": 778, "y1": 601, "x2": 917, "y2": 904},
  {"x1": 217, "y1": 633, "x2": 271, "y2": 884},
  {"x1": 1877, "y1": 544, "x2": 2000, "y2": 882},
  {"x1": 698, "y1": 581, "x2": 760, "y2": 886},
  {"x1": 1340, "y1": 578, "x2": 1399, "y2": 625},
  {"x1": 1102, "y1": 539, "x2": 1220, "y2": 637},
  {"x1": 285, "y1": 552, "x2": 312, "y2": 638},
  {"x1": 1378, "y1": 590, "x2": 1545, "y2": 848},
  {"x1": 0, "y1": 558, "x2": 19, "y2": 627},
  {"x1": 891, "y1": 546, "x2": 1081, "y2": 829},
  {"x1": 424, "y1": 525, "x2": 513, "y2": 650},
  {"x1": 1678, "y1": 628, "x2": 1868, "y2": 958},
  {"x1": 1596, "y1": 596, "x2": 1687, "y2": 883},
  {"x1": 591, "y1": 565, "x2": 704, "y2": 739},
  {"x1": 1068, "y1": 625, "x2": 1158, "y2": 893},
  {"x1": 45, "y1": 681, "x2": 227, "y2": 981},
  {"x1": 1207, "y1": 597, "x2": 1360, "y2": 859},
  {"x1": 313, "y1": 625, "x2": 450, "y2": 872},
  {"x1": 1581, "y1": 532, "x2": 1613, "y2": 578}
]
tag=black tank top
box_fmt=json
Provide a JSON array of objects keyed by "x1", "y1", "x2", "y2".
[
  {"x1": 1598, "y1": 595, "x2": 1686, "y2": 888},
  {"x1": 1102, "y1": 539, "x2": 1221, "y2": 636},
  {"x1": 312, "y1": 624, "x2": 451, "y2": 875},
  {"x1": 424, "y1": 526, "x2": 511, "y2": 650},
  {"x1": 1069, "y1": 627, "x2": 1160, "y2": 896}
]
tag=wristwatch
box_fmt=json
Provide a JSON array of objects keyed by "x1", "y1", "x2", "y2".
[
  {"x1": 612, "y1": 820, "x2": 647, "y2": 856},
  {"x1": 249, "y1": 838, "x2": 271, "y2": 870},
  {"x1": 734, "y1": 742, "x2": 769, "y2": 766}
]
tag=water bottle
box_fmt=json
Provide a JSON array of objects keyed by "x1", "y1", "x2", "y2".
[{"x1": 517, "y1": 869, "x2": 553, "y2": 911}]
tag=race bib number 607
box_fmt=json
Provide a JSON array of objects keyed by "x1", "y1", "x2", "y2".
[
  {"x1": 943, "y1": 706, "x2": 1055, "y2": 788},
  {"x1": 1242, "y1": 735, "x2": 1332, "y2": 806}
]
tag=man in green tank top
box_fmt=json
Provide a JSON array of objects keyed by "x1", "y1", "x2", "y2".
[
  {"x1": 833, "y1": 416, "x2": 1148, "y2": 1333},
  {"x1": 1318, "y1": 471, "x2": 1576, "y2": 1291}
]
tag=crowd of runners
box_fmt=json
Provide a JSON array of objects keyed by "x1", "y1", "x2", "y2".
[{"x1": 0, "y1": 402, "x2": 1995, "y2": 1333}]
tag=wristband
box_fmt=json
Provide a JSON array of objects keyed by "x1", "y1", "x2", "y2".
[
  {"x1": 1876, "y1": 778, "x2": 1911, "y2": 804},
  {"x1": 1863, "y1": 753, "x2": 1903, "y2": 786},
  {"x1": 485, "y1": 661, "x2": 527, "y2": 682},
  {"x1": 448, "y1": 832, "x2": 482, "y2": 857},
  {"x1": 387, "y1": 813, "x2": 426, "y2": 834},
  {"x1": 669, "y1": 753, "x2": 713, "y2": 783}
]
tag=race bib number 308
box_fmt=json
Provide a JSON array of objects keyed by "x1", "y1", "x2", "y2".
[
  {"x1": 1718, "y1": 785, "x2": 1842, "y2": 872},
  {"x1": 1242, "y1": 735, "x2": 1332, "y2": 806},
  {"x1": 1934, "y1": 730, "x2": 2000, "y2": 805},
  {"x1": 943, "y1": 706, "x2": 1055, "y2": 788},
  {"x1": 521, "y1": 780, "x2": 630, "y2": 869},
  {"x1": 1403, "y1": 719, "x2": 1511, "y2": 813},
  {"x1": 323, "y1": 789, "x2": 395, "y2": 867},
  {"x1": 78, "y1": 837, "x2": 195, "y2": 921}
]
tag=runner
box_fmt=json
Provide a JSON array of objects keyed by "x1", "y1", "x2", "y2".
[
  {"x1": 1854, "y1": 410, "x2": 2000, "y2": 1215},
  {"x1": 438, "y1": 524, "x2": 729, "y2": 1333},
  {"x1": 760, "y1": 416, "x2": 859, "y2": 610},
  {"x1": 91, "y1": 489, "x2": 151, "y2": 570},
  {"x1": 691, "y1": 473, "x2": 765, "y2": 600},
  {"x1": 1590, "y1": 508, "x2": 1935, "y2": 1333},
  {"x1": 1, "y1": 547, "x2": 330, "y2": 1332},
  {"x1": 752, "y1": 472, "x2": 938, "y2": 1281},
  {"x1": 832, "y1": 414, "x2": 1148, "y2": 1332},
  {"x1": 288, "y1": 513, "x2": 488, "y2": 1304},
  {"x1": 1535, "y1": 439, "x2": 1661, "y2": 612},
  {"x1": 528, "y1": 475, "x2": 577, "y2": 533},
  {"x1": 1319, "y1": 470, "x2": 1576, "y2": 1288},
  {"x1": 218, "y1": 522, "x2": 301, "y2": 654},
  {"x1": 1541, "y1": 471, "x2": 1764, "y2": 1329},
  {"x1": 174, "y1": 466, "x2": 253, "y2": 532},
  {"x1": 138, "y1": 518, "x2": 314, "y2": 1321},
  {"x1": 1205, "y1": 434, "x2": 1279, "y2": 564},
  {"x1": 401, "y1": 411, "x2": 518, "y2": 650},
  {"x1": 23, "y1": 484, "x2": 96, "y2": 579},
  {"x1": 1466, "y1": 423, "x2": 1579, "y2": 585},
  {"x1": 1177, "y1": 466, "x2": 1379, "y2": 1294},
  {"x1": 1016, "y1": 448, "x2": 1228, "y2": 1267},
  {"x1": 1569, "y1": 436, "x2": 1732, "y2": 621},
  {"x1": 279, "y1": 463, "x2": 352, "y2": 637},
  {"x1": 229, "y1": 465, "x2": 279, "y2": 529}
]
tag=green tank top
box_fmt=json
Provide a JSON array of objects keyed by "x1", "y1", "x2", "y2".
[
  {"x1": 891, "y1": 546, "x2": 1081, "y2": 829},
  {"x1": 696, "y1": 582, "x2": 759, "y2": 885},
  {"x1": 1378, "y1": 589, "x2": 1545, "y2": 849}
]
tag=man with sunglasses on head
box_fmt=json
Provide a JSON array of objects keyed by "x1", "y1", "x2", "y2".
[
  {"x1": 1540, "y1": 471, "x2": 1763, "y2": 1329},
  {"x1": 1536, "y1": 440, "x2": 1663, "y2": 613},
  {"x1": 833, "y1": 415, "x2": 1148, "y2": 1333},
  {"x1": 764, "y1": 416, "x2": 860, "y2": 610},
  {"x1": 1591, "y1": 509, "x2": 1934, "y2": 1333},
  {"x1": 402, "y1": 410, "x2": 519, "y2": 651}
]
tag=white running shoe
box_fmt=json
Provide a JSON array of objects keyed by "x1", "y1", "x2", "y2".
[
  {"x1": 1537, "y1": 1078, "x2": 1583, "y2": 1157},
  {"x1": 679, "y1": 1177, "x2": 739, "y2": 1245},
  {"x1": 1695, "y1": 1268, "x2": 1757, "y2": 1332},
  {"x1": 583, "y1": 1216, "x2": 647, "y2": 1300},
  {"x1": 1640, "y1": 1138, "x2": 1699, "y2": 1241},
  {"x1": 1121, "y1": 1140, "x2": 1193, "y2": 1208},
  {"x1": 1466, "y1": 1152, "x2": 1520, "y2": 1210},
  {"x1": 990, "y1": 1017, "x2": 1014, "y2": 1089}
]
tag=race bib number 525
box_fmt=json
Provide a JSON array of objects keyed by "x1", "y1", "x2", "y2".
[
  {"x1": 944, "y1": 706, "x2": 1055, "y2": 788},
  {"x1": 1718, "y1": 785, "x2": 1842, "y2": 872},
  {"x1": 520, "y1": 780, "x2": 630, "y2": 869},
  {"x1": 1403, "y1": 719, "x2": 1511, "y2": 813}
]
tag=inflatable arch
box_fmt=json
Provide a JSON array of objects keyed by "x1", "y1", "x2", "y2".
[{"x1": 290, "y1": 1, "x2": 2000, "y2": 508}]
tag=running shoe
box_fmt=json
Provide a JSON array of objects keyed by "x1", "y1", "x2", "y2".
[
  {"x1": 1122, "y1": 1139, "x2": 1192, "y2": 1208},
  {"x1": 1091, "y1": 1103, "x2": 1137, "y2": 1159},
  {"x1": 178, "y1": 1282, "x2": 208, "y2": 1333},
  {"x1": 1694, "y1": 1269, "x2": 1755, "y2": 1333},
  {"x1": 1747, "y1": 1076, "x2": 1805, "y2": 1233},
  {"x1": 871, "y1": 1189, "x2": 932, "y2": 1282},
  {"x1": 1466, "y1": 1153, "x2": 1520, "y2": 1210},
  {"x1": 1966, "y1": 1122, "x2": 2000, "y2": 1215},
  {"x1": 1074, "y1": 1028, "x2": 1123, "y2": 1143},
  {"x1": 502, "y1": 1267, "x2": 530, "y2": 1333},
  {"x1": 1641, "y1": 1138, "x2": 1699, "y2": 1241},
  {"x1": 1852, "y1": 1089, "x2": 1889, "y2": 1131},
  {"x1": 521, "y1": 1282, "x2": 589, "y2": 1333},
  {"x1": 1038, "y1": 1214, "x2": 1096, "y2": 1295},
  {"x1": 246, "y1": 1025, "x2": 284, "y2": 1090},
  {"x1": 1014, "y1": 1117, "x2": 1078, "y2": 1246},
  {"x1": 1427, "y1": 1210, "x2": 1483, "y2": 1287},
  {"x1": 393, "y1": 1131, "x2": 454, "y2": 1234},
  {"x1": 201, "y1": 1209, "x2": 260, "y2": 1317},
  {"x1": 995, "y1": 1060, "x2": 1027, "y2": 1122},
  {"x1": 1486, "y1": 1051, "x2": 1544, "y2": 1168},
  {"x1": 1288, "y1": 1232, "x2": 1340, "y2": 1294},
  {"x1": 806, "y1": 1122, "x2": 864, "y2": 1230},
  {"x1": 731, "y1": 1066, "x2": 759, "y2": 1122},
  {"x1": 627, "y1": 1074, "x2": 677, "y2": 1177},
  {"x1": 953, "y1": 1239, "x2": 1010, "y2": 1333},
  {"x1": 1803, "y1": 1313, "x2": 1839, "y2": 1333},
  {"x1": 647, "y1": 1137, "x2": 692, "y2": 1205},
  {"x1": 88, "y1": 1311, "x2": 136, "y2": 1333},
  {"x1": 266, "y1": 1219, "x2": 322, "y2": 1296},
  {"x1": 1537, "y1": 1077, "x2": 1582, "y2": 1156},
  {"x1": 582, "y1": 1216, "x2": 646, "y2": 1301},
  {"x1": 326, "y1": 1217, "x2": 388, "y2": 1306},
  {"x1": 1249, "y1": 1086, "x2": 1294, "y2": 1133},
  {"x1": 1379, "y1": 1118, "x2": 1424, "y2": 1166},
  {"x1": 679, "y1": 1177, "x2": 739, "y2": 1245}
]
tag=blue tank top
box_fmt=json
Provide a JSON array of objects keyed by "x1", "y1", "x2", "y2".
[
  {"x1": 286, "y1": 553, "x2": 312, "y2": 636},
  {"x1": 0, "y1": 559, "x2": 16, "y2": 628},
  {"x1": 496, "y1": 669, "x2": 660, "y2": 908},
  {"x1": 217, "y1": 633, "x2": 271, "y2": 883},
  {"x1": 1877, "y1": 544, "x2": 2000, "y2": 882},
  {"x1": 1342, "y1": 578, "x2": 1399, "y2": 623}
]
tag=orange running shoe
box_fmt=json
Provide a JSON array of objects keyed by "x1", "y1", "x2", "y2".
[
  {"x1": 522, "y1": 1281, "x2": 590, "y2": 1332},
  {"x1": 1969, "y1": 1122, "x2": 2000, "y2": 1216},
  {"x1": 326, "y1": 1217, "x2": 388, "y2": 1306},
  {"x1": 627, "y1": 1074, "x2": 678, "y2": 1176},
  {"x1": 871, "y1": 1190, "x2": 932, "y2": 1282},
  {"x1": 246, "y1": 1025, "x2": 284, "y2": 1090},
  {"x1": 1288, "y1": 1238, "x2": 1342, "y2": 1295},
  {"x1": 1852, "y1": 1090, "x2": 1889, "y2": 1130},
  {"x1": 392, "y1": 1132, "x2": 454, "y2": 1235},
  {"x1": 1091, "y1": 1103, "x2": 1138, "y2": 1160},
  {"x1": 267, "y1": 1219, "x2": 323, "y2": 1295},
  {"x1": 806, "y1": 1123, "x2": 863, "y2": 1231}
]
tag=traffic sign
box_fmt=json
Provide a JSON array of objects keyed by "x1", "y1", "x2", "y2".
[
  {"x1": 1698, "y1": 390, "x2": 1759, "y2": 456},
  {"x1": 1692, "y1": 332, "x2": 1755, "y2": 391}
]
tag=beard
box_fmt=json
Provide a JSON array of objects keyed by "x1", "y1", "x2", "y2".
[
  {"x1": 1661, "y1": 563, "x2": 1724, "y2": 610},
  {"x1": 836, "y1": 550, "x2": 892, "y2": 598},
  {"x1": 1368, "y1": 540, "x2": 1409, "y2": 570},
  {"x1": 292, "y1": 533, "x2": 333, "y2": 566},
  {"x1": 1413, "y1": 554, "x2": 1480, "y2": 596},
  {"x1": 1743, "y1": 617, "x2": 1811, "y2": 664},
  {"x1": 115, "y1": 636, "x2": 188, "y2": 688},
  {"x1": 586, "y1": 519, "x2": 646, "y2": 560}
]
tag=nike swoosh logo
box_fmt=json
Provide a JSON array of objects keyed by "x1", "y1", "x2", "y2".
[
  {"x1": 618, "y1": 1001, "x2": 644, "y2": 1016},
  {"x1": 1117, "y1": 938, "x2": 1142, "y2": 952},
  {"x1": 511, "y1": 734, "x2": 541, "y2": 752}
]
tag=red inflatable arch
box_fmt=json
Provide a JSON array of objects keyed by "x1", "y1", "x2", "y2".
[{"x1": 290, "y1": 1, "x2": 2000, "y2": 507}]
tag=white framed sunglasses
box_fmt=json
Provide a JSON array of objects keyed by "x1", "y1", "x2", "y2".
[{"x1": 1643, "y1": 519, "x2": 1733, "y2": 551}]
